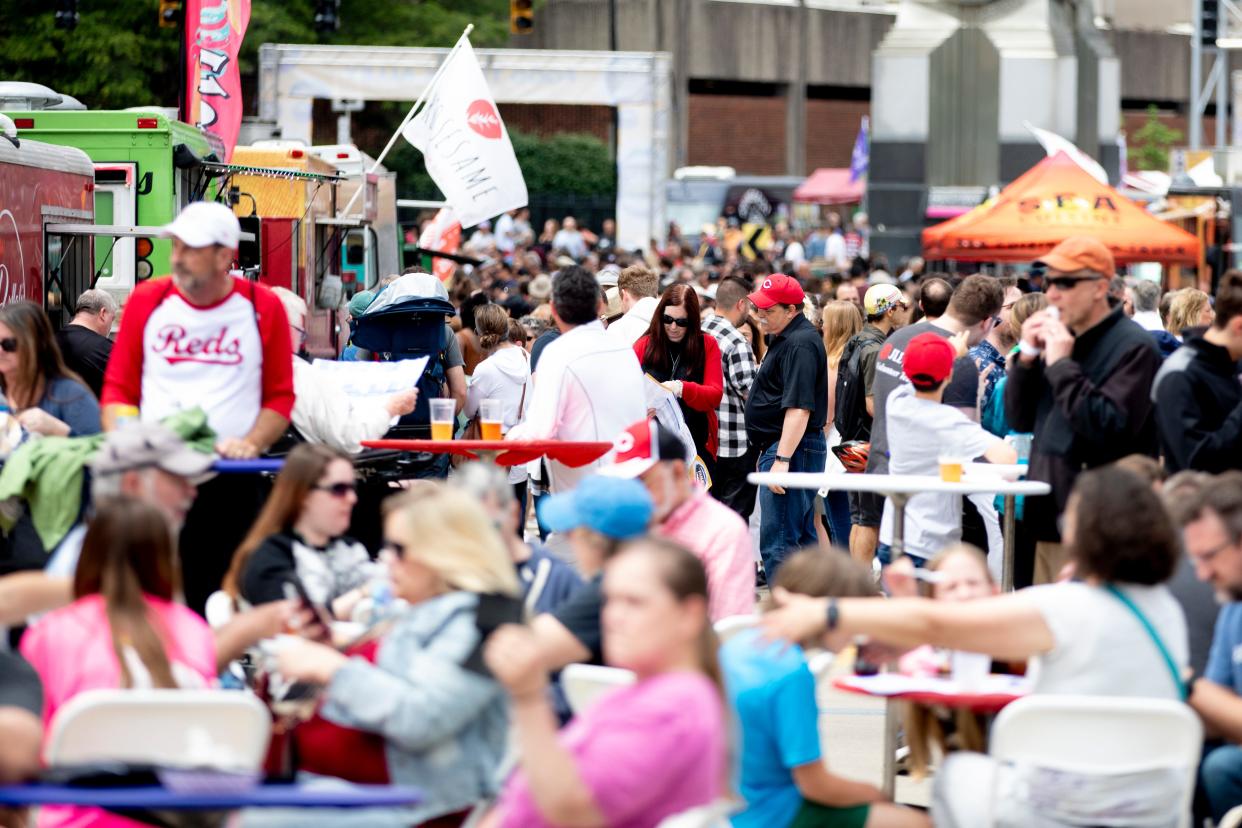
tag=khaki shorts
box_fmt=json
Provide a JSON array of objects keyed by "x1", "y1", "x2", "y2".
[{"x1": 1034, "y1": 541, "x2": 1068, "y2": 585}]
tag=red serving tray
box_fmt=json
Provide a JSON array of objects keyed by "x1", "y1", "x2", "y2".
[
  {"x1": 832, "y1": 676, "x2": 1024, "y2": 714},
  {"x1": 359, "y1": 439, "x2": 613, "y2": 468}
]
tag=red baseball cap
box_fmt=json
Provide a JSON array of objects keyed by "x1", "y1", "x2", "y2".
[
  {"x1": 903, "y1": 332, "x2": 956, "y2": 390},
  {"x1": 748, "y1": 274, "x2": 806, "y2": 309},
  {"x1": 601, "y1": 419, "x2": 688, "y2": 479}
]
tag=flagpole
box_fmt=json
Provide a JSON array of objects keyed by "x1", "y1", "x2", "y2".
[{"x1": 338, "y1": 23, "x2": 474, "y2": 218}]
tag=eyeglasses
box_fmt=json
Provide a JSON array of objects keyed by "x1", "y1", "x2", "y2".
[
  {"x1": 0, "y1": 338, "x2": 17, "y2": 353},
  {"x1": 662, "y1": 314, "x2": 690, "y2": 328},
  {"x1": 1045, "y1": 275, "x2": 1103, "y2": 291},
  {"x1": 1190, "y1": 540, "x2": 1234, "y2": 568},
  {"x1": 381, "y1": 539, "x2": 407, "y2": 559},
  {"x1": 314, "y1": 481, "x2": 356, "y2": 498}
]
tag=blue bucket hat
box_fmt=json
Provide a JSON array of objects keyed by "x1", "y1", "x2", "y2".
[{"x1": 538, "y1": 475, "x2": 654, "y2": 540}]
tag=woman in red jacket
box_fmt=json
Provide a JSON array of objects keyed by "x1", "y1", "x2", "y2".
[{"x1": 634, "y1": 284, "x2": 724, "y2": 477}]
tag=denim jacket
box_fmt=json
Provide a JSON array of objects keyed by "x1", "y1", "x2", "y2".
[{"x1": 320, "y1": 591, "x2": 508, "y2": 821}]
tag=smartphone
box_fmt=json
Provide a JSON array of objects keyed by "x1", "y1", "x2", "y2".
[
  {"x1": 461, "y1": 593, "x2": 524, "y2": 678},
  {"x1": 282, "y1": 579, "x2": 333, "y2": 630}
]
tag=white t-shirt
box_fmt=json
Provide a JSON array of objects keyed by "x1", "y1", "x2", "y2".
[
  {"x1": 879, "y1": 387, "x2": 999, "y2": 558},
  {"x1": 1019, "y1": 581, "x2": 1188, "y2": 699},
  {"x1": 466, "y1": 346, "x2": 532, "y2": 484}
]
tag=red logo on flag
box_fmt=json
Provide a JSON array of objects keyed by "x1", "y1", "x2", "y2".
[{"x1": 466, "y1": 100, "x2": 502, "y2": 140}]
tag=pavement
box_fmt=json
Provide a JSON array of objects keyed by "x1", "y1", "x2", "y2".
[{"x1": 818, "y1": 651, "x2": 933, "y2": 810}]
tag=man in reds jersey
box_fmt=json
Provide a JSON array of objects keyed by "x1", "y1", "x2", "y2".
[
  {"x1": 101, "y1": 201, "x2": 295, "y2": 455},
  {"x1": 101, "y1": 201, "x2": 295, "y2": 613}
]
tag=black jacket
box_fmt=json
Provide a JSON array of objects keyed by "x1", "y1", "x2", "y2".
[
  {"x1": 1005, "y1": 306, "x2": 1161, "y2": 540},
  {"x1": 1152, "y1": 335, "x2": 1242, "y2": 473}
]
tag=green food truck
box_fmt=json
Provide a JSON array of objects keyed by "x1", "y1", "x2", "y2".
[{"x1": 2, "y1": 86, "x2": 225, "y2": 306}]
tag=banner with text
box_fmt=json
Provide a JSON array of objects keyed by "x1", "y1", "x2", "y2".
[
  {"x1": 184, "y1": 0, "x2": 251, "y2": 161},
  {"x1": 401, "y1": 38, "x2": 528, "y2": 228},
  {"x1": 418, "y1": 208, "x2": 463, "y2": 284}
]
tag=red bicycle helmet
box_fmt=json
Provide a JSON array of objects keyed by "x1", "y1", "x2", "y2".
[{"x1": 832, "y1": 441, "x2": 870, "y2": 474}]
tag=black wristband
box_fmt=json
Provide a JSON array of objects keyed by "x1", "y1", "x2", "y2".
[
  {"x1": 826, "y1": 598, "x2": 839, "y2": 632},
  {"x1": 775, "y1": 454, "x2": 793, "y2": 464}
]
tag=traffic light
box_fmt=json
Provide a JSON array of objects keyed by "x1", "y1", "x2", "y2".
[
  {"x1": 158, "y1": 0, "x2": 182, "y2": 29},
  {"x1": 54, "y1": 0, "x2": 78, "y2": 30},
  {"x1": 314, "y1": 0, "x2": 340, "y2": 33},
  {"x1": 135, "y1": 237, "x2": 155, "y2": 282},
  {"x1": 510, "y1": 0, "x2": 533, "y2": 35},
  {"x1": 1203, "y1": 0, "x2": 1221, "y2": 46}
]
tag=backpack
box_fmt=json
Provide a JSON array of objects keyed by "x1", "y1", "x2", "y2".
[
  {"x1": 835, "y1": 330, "x2": 881, "y2": 442},
  {"x1": 349, "y1": 294, "x2": 455, "y2": 437}
]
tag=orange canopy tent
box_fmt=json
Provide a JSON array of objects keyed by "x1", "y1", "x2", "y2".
[{"x1": 922, "y1": 152, "x2": 1201, "y2": 265}]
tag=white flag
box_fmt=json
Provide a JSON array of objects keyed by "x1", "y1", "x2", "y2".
[
  {"x1": 402, "y1": 38, "x2": 528, "y2": 228},
  {"x1": 1023, "y1": 121, "x2": 1110, "y2": 184}
]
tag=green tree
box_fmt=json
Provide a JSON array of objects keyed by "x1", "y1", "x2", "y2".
[
  {"x1": 1132, "y1": 105, "x2": 1184, "y2": 172},
  {"x1": 0, "y1": 1, "x2": 512, "y2": 110},
  {"x1": 382, "y1": 125, "x2": 616, "y2": 203}
]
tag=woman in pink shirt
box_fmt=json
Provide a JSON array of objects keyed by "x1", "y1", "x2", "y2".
[
  {"x1": 483, "y1": 537, "x2": 728, "y2": 828},
  {"x1": 21, "y1": 497, "x2": 216, "y2": 828}
]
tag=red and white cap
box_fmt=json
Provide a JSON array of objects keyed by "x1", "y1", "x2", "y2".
[
  {"x1": 748, "y1": 274, "x2": 805, "y2": 309},
  {"x1": 601, "y1": 418, "x2": 687, "y2": 479}
]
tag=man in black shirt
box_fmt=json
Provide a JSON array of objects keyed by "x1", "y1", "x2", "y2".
[
  {"x1": 1153, "y1": 271, "x2": 1242, "y2": 473},
  {"x1": 528, "y1": 475, "x2": 654, "y2": 668},
  {"x1": 836, "y1": 284, "x2": 909, "y2": 564},
  {"x1": 56, "y1": 288, "x2": 116, "y2": 397},
  {"x1": 745, "y1": 274, "x2": 828, "y2": 578}
]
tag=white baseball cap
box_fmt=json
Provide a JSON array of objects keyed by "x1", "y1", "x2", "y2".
[{"x1": 159, "y1": 201, "x2": 241, "y2": 249}]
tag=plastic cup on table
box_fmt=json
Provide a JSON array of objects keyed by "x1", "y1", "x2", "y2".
[
  {"x1": 951, "y1": 650, "x2": 991, "y2": 691},
  {"x1": 479, "y1": 398, "x2": 503, "y2": 440},
  {"x1": 1007, "y1": 434, "x2": 1033, "y2": 467},
  {"x1": 430, "y1": 398, "x2": 456, "y2": 442},
  {"x1": 938, "y1": 456, "x2": 965, "y2": 483}
]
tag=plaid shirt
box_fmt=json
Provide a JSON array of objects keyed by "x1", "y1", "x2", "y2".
[
  {"x1": 969, "y1": 338, "x2": 1006, "y2": 415},
  {"x1": 702, "y1": 313, "x2": 758, "y2": 458}
]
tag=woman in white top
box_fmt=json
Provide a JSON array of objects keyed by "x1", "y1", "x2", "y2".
[
  {"x1": 466, "y1": 304, "x2": 533, "y2": 525},
  {"x1": 764, "y1": 465, "x2": 1190, "y2": 826}
]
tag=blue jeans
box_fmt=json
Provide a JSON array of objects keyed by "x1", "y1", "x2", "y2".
[
  {"x1": 1201, "y1": 743, "x2": 1242, "y2": 821},
  {"x1": 824, "y1": 489, "x2": 852, "y2": 548},
  {"x1": 758, "y1": 432, "x2": 827, "y2": 579},
  {"x1": 876, "y1": 543, "x2": 927, "y2": 568}
]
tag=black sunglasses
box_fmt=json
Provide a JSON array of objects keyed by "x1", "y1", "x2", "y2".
[
  {"x1": 315, "y1": 481, "x2": 356, "y2": 498},
  {"x1": 662, "y1": 314, "x2": 690, "y2": 328},
  {"x1": 0, "y1": 338, "x2": 16, "y2": 353},
  {"x1": 1045, "y1": 275, "x2": 1102, "y2": 291}
]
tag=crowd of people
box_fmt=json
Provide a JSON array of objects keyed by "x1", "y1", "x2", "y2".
[{"x1": 0, "y1": 195, "x2": 1242, "y2": 827}]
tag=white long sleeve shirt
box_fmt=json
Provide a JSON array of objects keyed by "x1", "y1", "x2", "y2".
[{"x1": 507, "y1": 320, "x2": 646, "y2": 492}]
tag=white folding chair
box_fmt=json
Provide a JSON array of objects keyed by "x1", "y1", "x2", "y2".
[
  {"x1": 712, "y1": 614, "x2": 758, "y2": 644},
  {"x1": 46, "y1": 689, "x2": 271, "y2": 772},
  {"x1": 560, "y1": 664, "x2": 636, "y2": 715},
  {"x1": 987, "y1": 695, "x2": 1203, "y2": 828}
]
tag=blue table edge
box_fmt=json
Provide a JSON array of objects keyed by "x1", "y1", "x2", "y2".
[{"x1": 0, "y1": 782, "x2": 423, "y2": 809}]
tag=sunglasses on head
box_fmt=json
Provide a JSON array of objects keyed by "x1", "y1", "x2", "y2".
[
  {"x1": 662, "y1": 314, "x2": 690, "y2": 328},
  {"x1": 0, "y1": 338, "x2": 16, "y2": 353},
  {"x1": 1045, "y1": 275, "x2": 1103, "y2": 291},
  {"x1": 315, "y1": 481, "x2": 356, "y2": 498}
]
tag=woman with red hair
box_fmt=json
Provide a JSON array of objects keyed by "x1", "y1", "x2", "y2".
[{"x1": 634, "y1": 285, "x2": 724, "y2": 474}]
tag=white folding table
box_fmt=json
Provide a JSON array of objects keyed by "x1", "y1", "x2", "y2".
[{"x1": 747, "y1": 470, "x2": 1052, "y2": 799}]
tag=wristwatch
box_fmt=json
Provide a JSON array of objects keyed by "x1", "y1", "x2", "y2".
[
  {"x1": 775, "y1": 454, "x2": 793, "y2": 463},
  {"x1": 826, "y1": 598, "x2": 839, "y2": 632}
]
